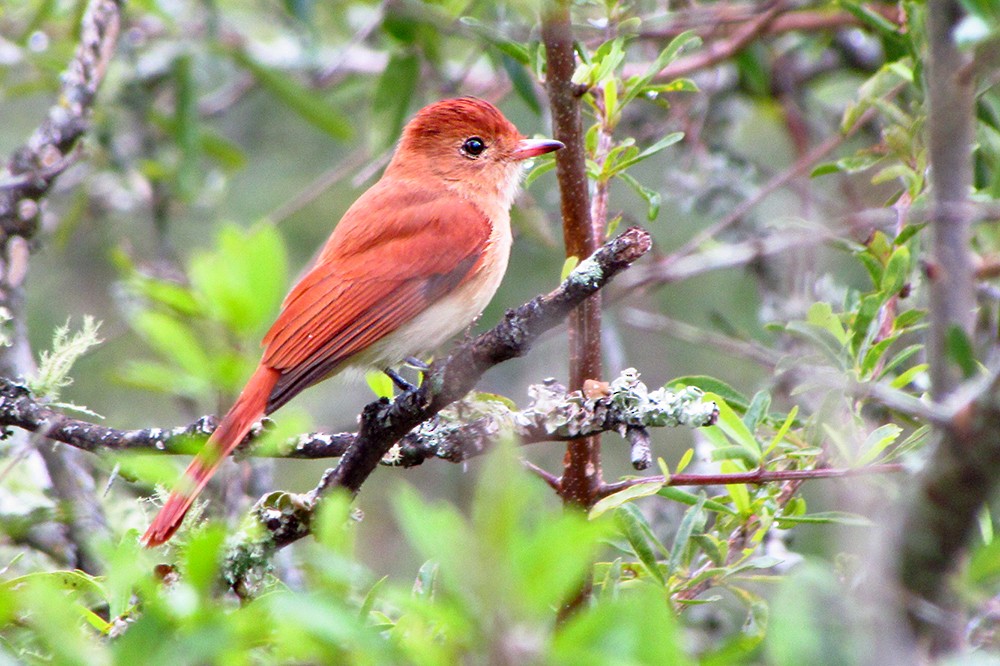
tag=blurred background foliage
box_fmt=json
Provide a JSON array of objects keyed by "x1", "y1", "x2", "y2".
[{"x1": 3, "y1": 0, "x2": 1000, "y2": 663}]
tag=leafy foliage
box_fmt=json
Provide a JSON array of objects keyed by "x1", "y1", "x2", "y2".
[{"x1": 114, "y1": 223, "x2": 287, "y2": 403}]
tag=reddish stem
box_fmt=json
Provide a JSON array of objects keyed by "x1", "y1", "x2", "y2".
[
  {"x1": 598, "y1": 463, "x2": 905, "y2": 499},
  {"x1": 542, "y1": 1, "x2": 604, "y2": 510}
]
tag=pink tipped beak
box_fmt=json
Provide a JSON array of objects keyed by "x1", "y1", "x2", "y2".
[{"x1": 512, "y1": 138, "x2": 564, "y2": 160}]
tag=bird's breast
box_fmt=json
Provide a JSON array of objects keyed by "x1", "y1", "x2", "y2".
[{"x1": 347, "y1": 210, "x2": 513, "y2": 371}]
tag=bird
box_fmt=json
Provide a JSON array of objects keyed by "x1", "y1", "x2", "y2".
[{"x1": 142, "y1": 97, "x2": 564, "y2": 546}]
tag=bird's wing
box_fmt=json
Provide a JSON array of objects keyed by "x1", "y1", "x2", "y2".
[{"x1": 260, "y1": 185, "x2": 491, "y2": 412}]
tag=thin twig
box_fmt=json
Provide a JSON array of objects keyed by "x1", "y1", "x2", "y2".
[
  {"x1": 624, "y1": 1, "x2": 788, "y2": 82},
  {"x1": 599, "y1": 463, "x2": 906, "y2": 499},
  {"x1": 670, "y1": 103, "x2": 882, "y2": 263}
]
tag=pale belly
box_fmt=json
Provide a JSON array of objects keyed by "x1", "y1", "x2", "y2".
[{"x1": 342, "y1": 215, "x2": 512, "y2": 375}]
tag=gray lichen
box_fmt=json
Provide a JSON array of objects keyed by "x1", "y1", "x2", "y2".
[
  {"x1": 567, "y1": 255, "x2": 604, "y2": 289},
  {"x1": 606, "y1": 368, "x2": 719, "y2": 430},
  {"x1": 383, "y1": 368, "x2": 718, "y2": 464},
  {"x1": 514, "y1": 368, "x2": 718, "y2": 438}
]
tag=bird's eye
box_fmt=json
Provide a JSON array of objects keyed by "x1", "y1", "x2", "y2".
[{"x1": 461, "y1": 137, "x2": 486, "y2": 157}]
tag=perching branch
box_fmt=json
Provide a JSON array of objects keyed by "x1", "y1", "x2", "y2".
[{"x1": 0, "y1": 366, "x2": 720, "y2": 463}]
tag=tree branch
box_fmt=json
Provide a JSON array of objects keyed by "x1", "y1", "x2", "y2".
[
  {"x1": 896, "y1": 1, "x2": 983, "y2": 656},
  {"x1": 541, "y1": 0, "x2": 604, "y2": 519},
  {"x1": 623, "y1": 1, "x2": 788, "y2": 82},
  {"x1": 0, "y1": 364, "x2": 722, "y2": 466},
  {"x1": 636, "y1": 4, "x2": 904, "y2": 42},
  {"x1": 0, "y1": 0, "x2": 122, "y2": 244}
]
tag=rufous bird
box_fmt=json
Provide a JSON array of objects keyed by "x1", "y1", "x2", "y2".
[{"x1": 142, "y1": 97, "x2": 563, "y2": 546}]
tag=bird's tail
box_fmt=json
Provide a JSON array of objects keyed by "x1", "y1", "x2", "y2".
[{"x1": 142, "y1": 365, "x2": 280, "y2": 547}]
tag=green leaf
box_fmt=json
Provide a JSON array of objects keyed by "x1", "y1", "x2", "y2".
[
  {"x1": 704, "y1": 394, "x2": 761, "y2": 461},
  {"x1": 980, "y1": 505, "x2": 994, "y2": 545},
  {"x1": 524, "y1": 157, "x2": 556, "y2": 187},
  {"x1": 810, "y1": 162, "x2": 841, "y2": 177},
  {"x1": 1, "y1": 570, "x2": 108, "y2": 602},
  {"x1": 182, "y1": 525, "x2": 226, "y2": 596},
  {"x1": 893, "y1": 308, "x2": 926, "y2": 330},
  {"x1": 777, "y1": 511, "x2": 875, "y2": 528},
  {"x1": 130, "y1": 311, "x2": 210, "y2": 377},
  {"x1": 620, "y1": 30, "x2": 701, "y2": 108},
  {"x1": 641, "y1": 77, "x2": 698, "y2": 94},
  {"x1": 366, "y1": 370, "x2": 395, "y2": 399},
  {"x1": 412, "y1": 559, "x2": 438, "y2": 601},
  {"x1": 658, "y1": 486, "x2": 736, "y2": 515},
  {"x1": 668, "y1": 494, "x2": 706, "y2": 575},
  {"x1": 616, "y1": 171, "x2": 662, "y2": 220},
  {"x1": 560, "y1": 255, "x2": 579, "y2": 281},
  {"x1": 615, "y1": 504, "x2": 667, "y2": 584},
  {"x1": 358, "y1": 576, "x2": 388, "y2": 621},
  {"x1": 764, "y1": 406, "x2": 798, "y2": 457},
  {"x1": 590, "y1": 479, "x2": 664, "y2": 519},
  {"x1": 839, "y1": 0, "x2": 904, "y2": 35},
  {"x1": 878, "y1": 343, "x2": 924, "y2": 379},
  {"x1": 836, "y1": 152, "x2": 884, "y2": 173},
  {"x1": 946, "y1": 325, "x2": 979, "y2": 378},
  {"x1": 603, "y1": 77, "x2": 618, "y2": 124},
  {"x1": 856, "y1": 423, "x2": 902, "y2": 465},
  {"x1": 889, "y1": 362, "x2": 929, "y2": 389},
  {"x1": 733, "y1": 45, "x2": 770, "y2": 96},
  {"x1": 719, "y1": 459, "x2": 752, "y2": 515},
  {"x1": 669, "y1": 376, "x2": 749, "y2": 412},
  {"x1": 856, "y1": 251, "x2": 885, "y2": 286},
  {"x1": 230, "y1": 49, "x2": 351, "y2": 140},
  {"x1": 806, "y1": 302, "x2": 848, "y2": 345},
  {"x1": 851, "y1": 293, "x2": 885, "y2": 356},
  {"x1": 173, "y1": 53, "x2": 200, "y2": 200},
  {"x1": 590, "y1": 37, "x2": 627, "y2": 85},
  {"x1": 610, "y1": 132, "x2": 684, "y2": 174},
  {"x1": 743, "y1": 390, "x2": 771, "y2": 431},
  {"x1": 967, "y1": 535, "x2": 1000, "y2": 586},
  {"x1": 709, "y1": 445, "x2": 760, "y2": 467},
  {"x1": 552, "y1": 584, "x2": 689, "y2": 664},
  {"x1": 784, "y1": 321, "x2": 847, "y2": 367},
  {"x1": 894, "y1": 222, "x2": 924, "y2": 245},
  {"x1": 371, "y1": 52, "x2": 419, "y2": 150},
  {"x1": 675, "y1": 447, "x2": 694, "y2": 474},
  {"x1": 861, "y1": 334, "x2": 902, "y2": 377},
  {"x1": 189, "y1": 223, "x2": 288, "y2": 336},
  {"x1": 500, "y1": 53, "x2": 541, "y2": 114}
]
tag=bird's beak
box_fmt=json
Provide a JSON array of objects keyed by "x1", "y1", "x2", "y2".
[{"x1": 511, "y1": 138, "x2": 564, "y2": 161}]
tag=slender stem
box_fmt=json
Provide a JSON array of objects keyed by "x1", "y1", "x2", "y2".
[
  {"x1": 542, "y1": 0, "x2": 604, "y2": 511},
  {"x1": 599, "y1": 463, "x2": 905, "y2": 498}
]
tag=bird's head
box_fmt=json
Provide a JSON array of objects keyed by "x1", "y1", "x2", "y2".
[{"x1": 387, "y1": 97, "x2": 563, "y2": 209}]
